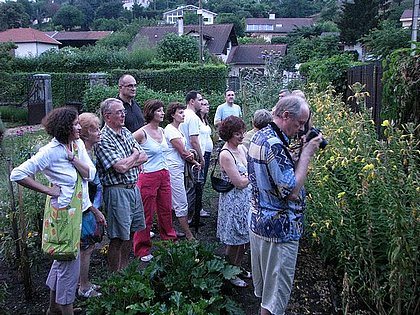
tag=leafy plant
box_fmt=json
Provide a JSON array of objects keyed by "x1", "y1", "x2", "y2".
[
  {"x1": 84, "y1": 241, "x2": 244, "y2": 315},
  {"x1": 382, "y1": 46, "x2": 420, "y2": 127},
  {"x1": 305, "y1": 84, "x2": 420, "y2": 314}
]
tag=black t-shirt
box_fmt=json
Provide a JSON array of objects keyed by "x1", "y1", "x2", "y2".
[{"x1": 117, "y1": 97, "x2": 145, "y2": 132}]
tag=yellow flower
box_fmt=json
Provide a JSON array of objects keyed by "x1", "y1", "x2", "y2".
[
  {"x1": 362, "y1": 163, "x2": 374, "y2": 171},
  {"x1": 312, "y1": 231, "x2": 317, "y2": 239},
  {"x1": 381, "y1": 120, "x2": 390, "y2": 127},
  {"x1": 27, "y1": 232, "x2": 32, "y2": 238},
  {"x1": 337, "y1": 192, "x2": 346, "y2": 199}
]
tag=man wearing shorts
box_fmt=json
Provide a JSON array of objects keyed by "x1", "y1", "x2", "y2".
[
  {"x1": 247, "y1": 95, "x2": 322, "y2": 314},
  {"x1": 95, "y1": 98, "x2": 148, "y2": 272}
]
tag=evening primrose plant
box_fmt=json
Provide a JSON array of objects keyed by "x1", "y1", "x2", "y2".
[{"x1": 305, "y1": 84, "x2": 419, "y2": 314}]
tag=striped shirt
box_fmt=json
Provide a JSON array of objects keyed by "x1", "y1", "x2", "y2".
[
  {"x1": 247, "y1": 124, "x2": 306, "y2": 243},
  {"x1": 95, "y1": 125, "x2": 141, "y2": 186}
]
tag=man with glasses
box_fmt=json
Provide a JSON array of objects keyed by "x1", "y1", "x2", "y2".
[
  {"x1": 117, "y1": 74, "x2": 145, "y2": 132},
  {"x1": 247, "y1": 95, "x2": 322, "y2": 315},
  {"x1": 95, "y1": 98, "x2": 148, "y2": 271}
]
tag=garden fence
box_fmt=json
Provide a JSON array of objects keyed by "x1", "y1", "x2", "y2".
[{"x1": 346, "y1": 62, "x2": 383, "y2": 134}]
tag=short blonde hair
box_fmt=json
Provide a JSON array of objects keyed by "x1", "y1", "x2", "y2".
[{"x1": 79, "y1": 112, "x2": 100, "y2": 141}]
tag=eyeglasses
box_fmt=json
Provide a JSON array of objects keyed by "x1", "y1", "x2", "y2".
[
  {"x1": 123, "y1": 84, "x2": 137, "y2": 88},
  {"x1": 109, "y1": 109, "x2": 127, "y2": 116}
]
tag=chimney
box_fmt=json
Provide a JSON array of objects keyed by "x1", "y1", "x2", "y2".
[
  {"x1": 178, "y1": 16, "x2": 184, "y2": 36},
  {"x1": 269, "y1": 13, "x2": 275, "y2": 20}
]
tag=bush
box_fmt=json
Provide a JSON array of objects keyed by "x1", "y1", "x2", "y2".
[
  {"x1": 0, "y1": 106, "x2": 28, "y2": 124},
  {"x1": 305, "y1": 84, "x2": 420, "y2": 314},
  {"x1": 84, "y1": 241, "x2": 244, "y2": 315},
  {"x1": 300, "y1": 53, "x2": 358, "y2": 95},
  {"x1": 382, "y1": 46, "x2": 420, "y2": 127}
]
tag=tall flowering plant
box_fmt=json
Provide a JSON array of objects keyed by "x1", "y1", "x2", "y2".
[{"x1": 305, "y1": 84, "x2": 419, "y2": 314}]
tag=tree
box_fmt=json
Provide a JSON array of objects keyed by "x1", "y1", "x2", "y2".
[
  {"x1": 362, "y1": 20, "x2": 411, "y2": 59},
  {"x1": 95, "y1": 0, "x2": 123, "y2": 19},
  {"x1": 157, "y1": 33, "x2": 198, "y2": 62},
  {"x1": 337, "y1": 0, "x2": 380, "y2": 45},
  {"x1": 53, "y1": 5, "x2": 85, "y2": 30},
  {"x1": 216, "y1": 13, "x2": 245, "y2": 37},
  {"x1": 273, "y1": 0, "x2": 319, "y2": 17},
  {"x1": 0, "y1": 42, "x2": 18, "y2": 72},
  {"x1": 0, "y1": 2, "x2": 31, "y2": 31}
]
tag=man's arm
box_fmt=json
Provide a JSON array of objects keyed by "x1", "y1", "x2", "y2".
[
  {"x1": 190, "y1": 135, "x2": 204, "y2": 167},
  {"x1": 289, "y1": 134, "x2": 322, "y2": 197},
  {"x1": 112, "y1": 147, "x2": 147, "y2": 174},
  {"x1": 214, "y1": 105, "x2": 222, "y2": 128}
]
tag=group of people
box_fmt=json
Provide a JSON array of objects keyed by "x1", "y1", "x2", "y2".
[{"x1": 11, "y1": 72, "x2": 322, "y2": 315}]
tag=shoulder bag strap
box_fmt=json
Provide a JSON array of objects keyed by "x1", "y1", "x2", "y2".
[{"x1": 211, "y1": 148, "x2": 236, "y2": 176}]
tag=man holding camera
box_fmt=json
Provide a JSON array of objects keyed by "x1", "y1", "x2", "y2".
[{"x1": 247, "y1": 95, "x2": 322, "y2": 315}]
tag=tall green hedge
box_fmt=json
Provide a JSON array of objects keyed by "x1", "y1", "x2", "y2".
[
  {"x1": 0, "y1": 65, "x2": 228, "y2": 110},
  {"x1": 109, "y1": 64, "x2": 228, "y2": 94}
]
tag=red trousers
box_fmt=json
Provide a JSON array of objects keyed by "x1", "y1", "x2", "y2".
[{"x1": 133, "y1": 169, "x2": 177, "y2": 257}]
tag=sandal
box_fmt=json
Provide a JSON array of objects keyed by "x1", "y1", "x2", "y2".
[
  {"x1": 78, "y1": 287, "x2": 102, "y2": 298},
  {"x1": 230, "y1": 277, "x2": 248, "y2": 288},
  {"x1": 240, "y1": 269, "x2": 252, "y2": 279},
  {"x1": 90, "y1": 283, "x2": 101, "y2": 290}
]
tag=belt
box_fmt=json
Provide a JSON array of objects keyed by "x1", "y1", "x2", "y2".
[{"x1": 106, "y1": 184, "x2": 136, "y2": 189}]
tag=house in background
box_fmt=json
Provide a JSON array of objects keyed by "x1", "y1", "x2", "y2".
[
  {"x1": 132, "y1": 23, "x2": 237, "y2": 63},
  {"x1": 45, "y1": 31, "x2": 112, "y2": 48},
  {"x1": 245, "y1": 14, "x2": 314, "y2": 42},
  {"x1": 122, "y1": 0, "x2": 150, "y2": 10},
  {"x1": 163, "y1": 5, "x2": 217, "y2": 25},
  {"x1": 0, "y1": 27, "x2": 60, "y2": 57},
  {"x1": 227, "y1": 44, "x2": 287, "y2": 76},
  {"x1": 400, "y1": 9, "x2": 419, "y2": 29}
]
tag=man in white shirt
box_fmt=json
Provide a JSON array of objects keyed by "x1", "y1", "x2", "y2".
[
  {"x1": 179, "y1": 91, "x2": 206, "y2": 224},
  {"x1": 214, "y1": 89, "x2": 242, "y2": 128}
]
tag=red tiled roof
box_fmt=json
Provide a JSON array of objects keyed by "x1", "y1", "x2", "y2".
[
  {"x1": 227, "y1": 44, "x2": 287, "y2": 65},
  {"x1": 45, "y1": 31, "x2": 112, "y2": 41},
  {"x1": 0, "y1": 28, "x2": 61, "y2": 45},
  {"x1": 245, "y1": 17, "x2": 314, "y2": 33},
  {"x1": 132, "y1": 24, "x2": 237, "y2": 55}
]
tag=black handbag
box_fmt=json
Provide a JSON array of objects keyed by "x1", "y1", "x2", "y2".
[{"x1": 210, "y1": 149, "x2": 235, "y2": 193}]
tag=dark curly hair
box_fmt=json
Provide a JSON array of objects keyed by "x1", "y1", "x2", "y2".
[
  {"x1": 218, "y1": 115, "x2": 246, "y2": 141},
  {"x1": 42, "y1": 107, "x2": 78, "y2": 144},
  {"x1": 143, "y1": 99, "x2": 164, "y2": 123},
  {"x1": 166, "y1": 102, "x2": 186, "y2": 123}
]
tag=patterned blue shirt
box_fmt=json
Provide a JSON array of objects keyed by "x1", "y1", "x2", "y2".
[{"x1": 247, "y1": 124, "x2": 306, "y2": 243}]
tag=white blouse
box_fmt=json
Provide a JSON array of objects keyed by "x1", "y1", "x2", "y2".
[{"x1": 10, "y1": 138, "x2": 96, "y2": 209}]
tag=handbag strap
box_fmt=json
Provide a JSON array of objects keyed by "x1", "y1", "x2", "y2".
[{"x1": 211, "y1": 148, "x2": 236, "y2": 177}]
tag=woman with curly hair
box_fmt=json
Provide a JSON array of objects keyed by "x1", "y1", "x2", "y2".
[
  {"x1": 10, "y1": 107, "x2": 96, "y2": 314},
  {"x1": 217, "y1": 115, "x2": 251, "y2": 288}
]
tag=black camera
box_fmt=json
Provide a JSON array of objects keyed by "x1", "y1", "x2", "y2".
[{"x1": 306, "y1": 127, "x2": 328, "y2": 149}]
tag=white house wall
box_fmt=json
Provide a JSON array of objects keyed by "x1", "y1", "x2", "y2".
[{"x1": 15, "y1": 42, "x2": 58, "y2": 57}]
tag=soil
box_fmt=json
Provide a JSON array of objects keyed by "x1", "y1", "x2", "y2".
[{"x1": 0, "y1": 199, "x2": 371, "y2": 315}]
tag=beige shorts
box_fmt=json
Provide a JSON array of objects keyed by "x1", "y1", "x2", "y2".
[{"x1": 249, "y1": 231, "x2": 299, "y2": 315}]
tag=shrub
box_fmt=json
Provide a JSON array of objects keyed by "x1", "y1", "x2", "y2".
[
  {"x1": 84, "y1": 241, "x2": 244, "y2": 315},
  {"x1": 382, "y1": 46, "x2": 420, "y2": 127},
  {"x1": 0, "y1": 106, "x2": 28, "y2": 124},
  {"x1": 305, "y1": 84, "x2": 419, "y2": 314},
  {"x1": 300, "y1": 53, "x2": 358, "y2": 95}
]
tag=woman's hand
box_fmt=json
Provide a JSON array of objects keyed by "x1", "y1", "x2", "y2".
[
  {"x1": 90, "y1": 206, "x2": 107, "y2": 227},
  {"x1": 48, "y1": 184, "x2": 61, "y2": 197}
]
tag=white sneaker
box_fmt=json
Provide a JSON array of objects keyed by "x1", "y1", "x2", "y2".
[
  {"x1": 200, "y1": 209, "x2": 210, "y2": 217},
  {"x1": 230, "y1": 277, "x2": 248, "y2": 288},
  {"x1": 150, "y1": 231, "x2": 155, "y2": 238},
  {"x1": 140, "y1": 254, "x2": 154, "y2": 262}
]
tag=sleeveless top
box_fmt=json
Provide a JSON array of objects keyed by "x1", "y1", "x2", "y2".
[{"x1": 141, "y1": 128, "x2": 169, "y2": 173}]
